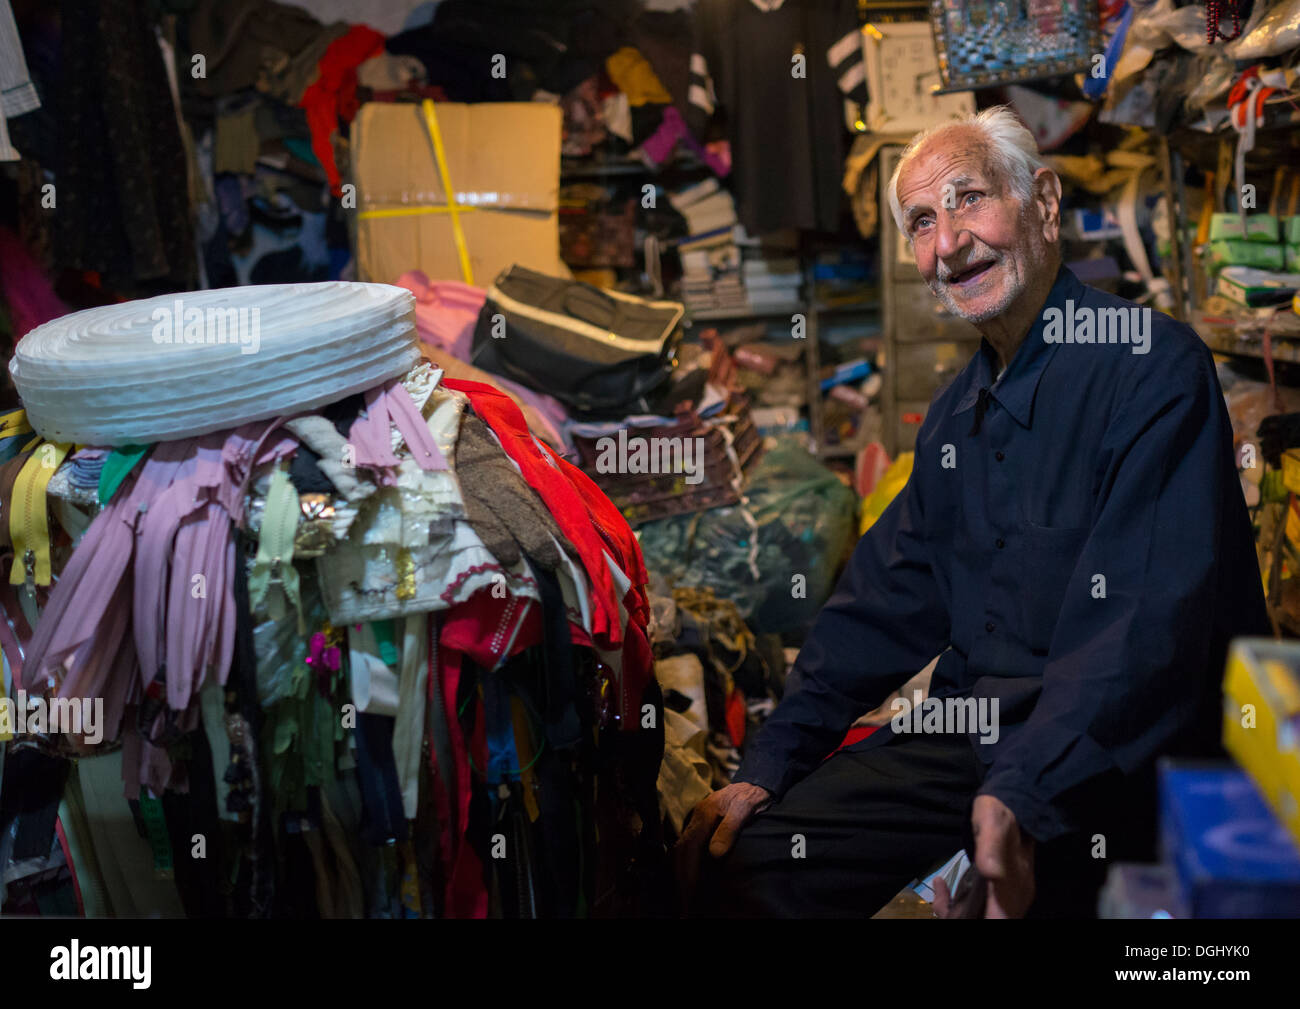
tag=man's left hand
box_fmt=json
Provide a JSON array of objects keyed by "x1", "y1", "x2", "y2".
[{"x1": 969, "y1": 794, "x2": 1035, "y2": 918}]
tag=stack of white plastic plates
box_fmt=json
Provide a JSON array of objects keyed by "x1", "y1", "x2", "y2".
[{"x1": 10, "y1": 282, "x2": 421, "y2": 445}]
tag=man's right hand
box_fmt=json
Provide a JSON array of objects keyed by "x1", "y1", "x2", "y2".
[{"x1": 675, "y1": 781, "x2": 772, "y2": 911}]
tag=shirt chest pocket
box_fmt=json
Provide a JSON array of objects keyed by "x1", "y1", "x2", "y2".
[{"x1": 1017, "y1": 523, "x2": 1089, "y2": 653}]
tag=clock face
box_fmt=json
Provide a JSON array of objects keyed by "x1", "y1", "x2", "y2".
[{"x1": 865, "y1": 22, "x2": 973, "y2": 133}]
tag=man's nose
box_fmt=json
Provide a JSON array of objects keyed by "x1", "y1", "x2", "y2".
[{"x1": 934, "y1": 211, "x2": 970, "y2": 263}]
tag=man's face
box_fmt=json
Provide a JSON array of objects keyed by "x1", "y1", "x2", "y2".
[{"x1": 896, "y1": 132, "x2": 1047, "y2": 324}]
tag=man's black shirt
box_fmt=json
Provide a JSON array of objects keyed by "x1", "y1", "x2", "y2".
[{"x1": 736, "y1": 265, "x2": 1270, "y2": 842}]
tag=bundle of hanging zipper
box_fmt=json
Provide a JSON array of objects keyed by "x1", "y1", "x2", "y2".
[{"x1": 0, "y1": 282, "x2": 666, "y2": 919}]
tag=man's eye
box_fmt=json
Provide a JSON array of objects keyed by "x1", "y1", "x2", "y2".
[
  {"x1": 912, "y1": 217, "x2": 933, "y2": 233},
  {"x1": 963, "y1": 192, "x2": 981, "y2": 207}
]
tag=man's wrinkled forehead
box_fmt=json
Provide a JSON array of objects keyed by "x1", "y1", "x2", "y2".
[{"x1": 898, "y1": 131, "x2": 1004, "y2": 221}]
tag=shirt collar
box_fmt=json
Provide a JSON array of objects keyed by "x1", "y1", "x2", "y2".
[{"x1": 952, "y1": 263, "x2": 1081, "y2": 429}]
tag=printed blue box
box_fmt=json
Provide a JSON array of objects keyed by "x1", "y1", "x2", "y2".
[{"x1": 1159, "y1": 762, "x2": 1300, "y2": 918}]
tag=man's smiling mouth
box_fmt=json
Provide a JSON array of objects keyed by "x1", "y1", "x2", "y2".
[{"x1": 947, "y1": 260, "x2": 996, "y2": 287}]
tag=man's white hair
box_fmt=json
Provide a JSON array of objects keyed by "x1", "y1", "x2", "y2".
[{"x1": 887, "y1": 106, "x2": 1046, "y2": 235}]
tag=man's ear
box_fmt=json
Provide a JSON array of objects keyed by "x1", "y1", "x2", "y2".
[{"x1": 1032, "y1": 167, "x2": 1063, "y2": 244}]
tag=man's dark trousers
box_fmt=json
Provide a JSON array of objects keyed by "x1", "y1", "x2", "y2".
[{"x1": 693, "y1": 728, "x2": 1134, "y2": 918}]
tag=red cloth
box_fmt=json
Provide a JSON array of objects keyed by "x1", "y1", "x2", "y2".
[
  {"x1": 724, "y1": 688, "x2": 746, "y2": 747},
  {"x1": 553, "y1": 454, "x2": 650, "y2": 628},
  {"x1": 443, "y1": 379, "x2": 623, "y2": 643},
  {"x1": 830, "y1": 725, "x2": 878, "y2": 756},
  {"x1": 300, "y1": 26, "x2": 385, "y2": 196},
  {"x1": 442, "y1": 378, "x2": 655, "y2": 728}
]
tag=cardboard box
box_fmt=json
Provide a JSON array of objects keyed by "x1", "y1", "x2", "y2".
[
  {"x1": 1215, "y1": 266, "x2": 1300, "y2": 306},
  {"x1": 352, "y1": 101, "x2": 569, "y2": 287},
  {"x1": 1222, "y1": 638, "x2": 1300, "y2": 848},
  {"x1": 1159, "y1": 761, "x2": 1300, "y2": 918}
]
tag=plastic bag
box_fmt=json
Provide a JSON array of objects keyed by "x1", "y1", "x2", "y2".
[
  {"x1": 1229, "y1": 0, "x2": 1300, "y2": 60},
  {"x1": 637, "y1": 437, "x2": 856, "y2": 633},
  {"x1": 859, "y1": 452, "x2": 914, "y2": 536}
]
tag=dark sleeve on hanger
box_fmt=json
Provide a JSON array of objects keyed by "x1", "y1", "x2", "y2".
[
  {"x1": 826, "y1": 0, "x2": 868, "y2": 108},
  {"x1": 684, "y1": 0, "x2": 721, "y2": 140}
]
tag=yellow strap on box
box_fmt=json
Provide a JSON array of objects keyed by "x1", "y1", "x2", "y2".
[
  {"x1": 9, "y1": 441, "x2": 71, "y2": 587},
  {"x1": 357, "y1": 99, "x2": 476, "y2": 286}
]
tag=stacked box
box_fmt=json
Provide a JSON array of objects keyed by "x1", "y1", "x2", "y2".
[{"x1": 1159, "y1": 762, "x2": 1300, "y2": 918}]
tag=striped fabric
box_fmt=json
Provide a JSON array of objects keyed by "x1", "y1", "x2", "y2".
[
  {"x1": 687, "y1": 51, "x2": 715, "y2": 118},
  {"x1": 0, "y1": 0, "x2": 39, "y2": 118},
  {"x1": 688, "y1": 2, "x2": 869, "y2": 129},
  {"x1": 826, "y1": 21, "x2": 868, "y2": 107},
  {"x1": 0, "y1": 0, "x2": 39, "y2": 162}
]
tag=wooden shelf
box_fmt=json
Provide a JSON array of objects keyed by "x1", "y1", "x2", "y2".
[
  {"x1": 1196, "y1": 321, "x2": 1300, "y2": 366},
  {"x1": 685, "y1": 304, "x2": 804, "y2": 323}
]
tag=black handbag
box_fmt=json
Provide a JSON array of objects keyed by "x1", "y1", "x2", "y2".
[{"x1": 471, "y1": 266, "x2": 684, "y2": 416}]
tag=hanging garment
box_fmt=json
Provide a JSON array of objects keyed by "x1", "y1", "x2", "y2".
[
  {"x1": 686, "y1": 0, "x2": 867, "y2": 234},
  {"x1": 435, "y1": 586, "x2": 547, "y2": 919},
  {"x1": 299, "y1": 25, "x2": 385, "y2": 196},
  {"x1": 442, "y1": 379, "x2": 624, "y2": 644},
  {"x1": 55, "y1": 0, "x2": 195, "y2": 290},
  {"x1": 74, "y1": 751, "x2": 187, "y2": 918},
  {"x1": 0, "y1": 0, "x2": 39, "y2": 122},
  {"x1": 443, "y1": 379, "x2": 654, "y2": 728}
]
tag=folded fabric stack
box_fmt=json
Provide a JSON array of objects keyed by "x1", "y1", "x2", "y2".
[
  {"x1": 669, "y1": 182, "x2": 805, "y2": 316},
  {"x1": 671, "y1": 180, "x2": 746, "y2": 313},
  {"x1": 1, "y1": 282, "x2": 660, "y2": 919},
  {"x1": 680, "y1": 244, "x2": 746, "y2": 314},
  {"x1": 570, "y1": 394, "x2": 763, "y2": 526},
  {"x1": 741, "y1": 254, "x2": 802, "y2": 314}
]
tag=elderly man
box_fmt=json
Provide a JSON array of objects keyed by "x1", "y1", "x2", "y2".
[{"x1": 681, "y1": 107, "x2": 1269, "y2": 917}]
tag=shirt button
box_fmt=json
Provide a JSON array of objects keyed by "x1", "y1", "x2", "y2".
[
  {"x1": 996, "y1": 538, "x2": 1005, "y2": 549},
  {"x1": 985, "y1": 621, "x2": 995, "y2": 633},
  {"x1": 995, "y1": 451, "x2": 1005, "y2": 461}
]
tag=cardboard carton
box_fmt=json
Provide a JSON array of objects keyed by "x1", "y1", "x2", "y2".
[{"x1": 352, "y1": 101, "x2": 568, "y2": 286}]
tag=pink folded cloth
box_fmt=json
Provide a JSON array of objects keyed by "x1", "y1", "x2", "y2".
[
  {"x1": 395, "y1": 270, "x2": 572, "y2": 453},
  {"x1": 395, "y1": 271, "x2": 485, "y2": 361}
]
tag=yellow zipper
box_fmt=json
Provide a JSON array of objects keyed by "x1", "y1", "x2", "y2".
[
  {"x1": 9, "y1": 440, "x2": 71, "y2": 590},
  {"x1": 0, "y1": 409, "x2": 31, "y2": 439}
]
